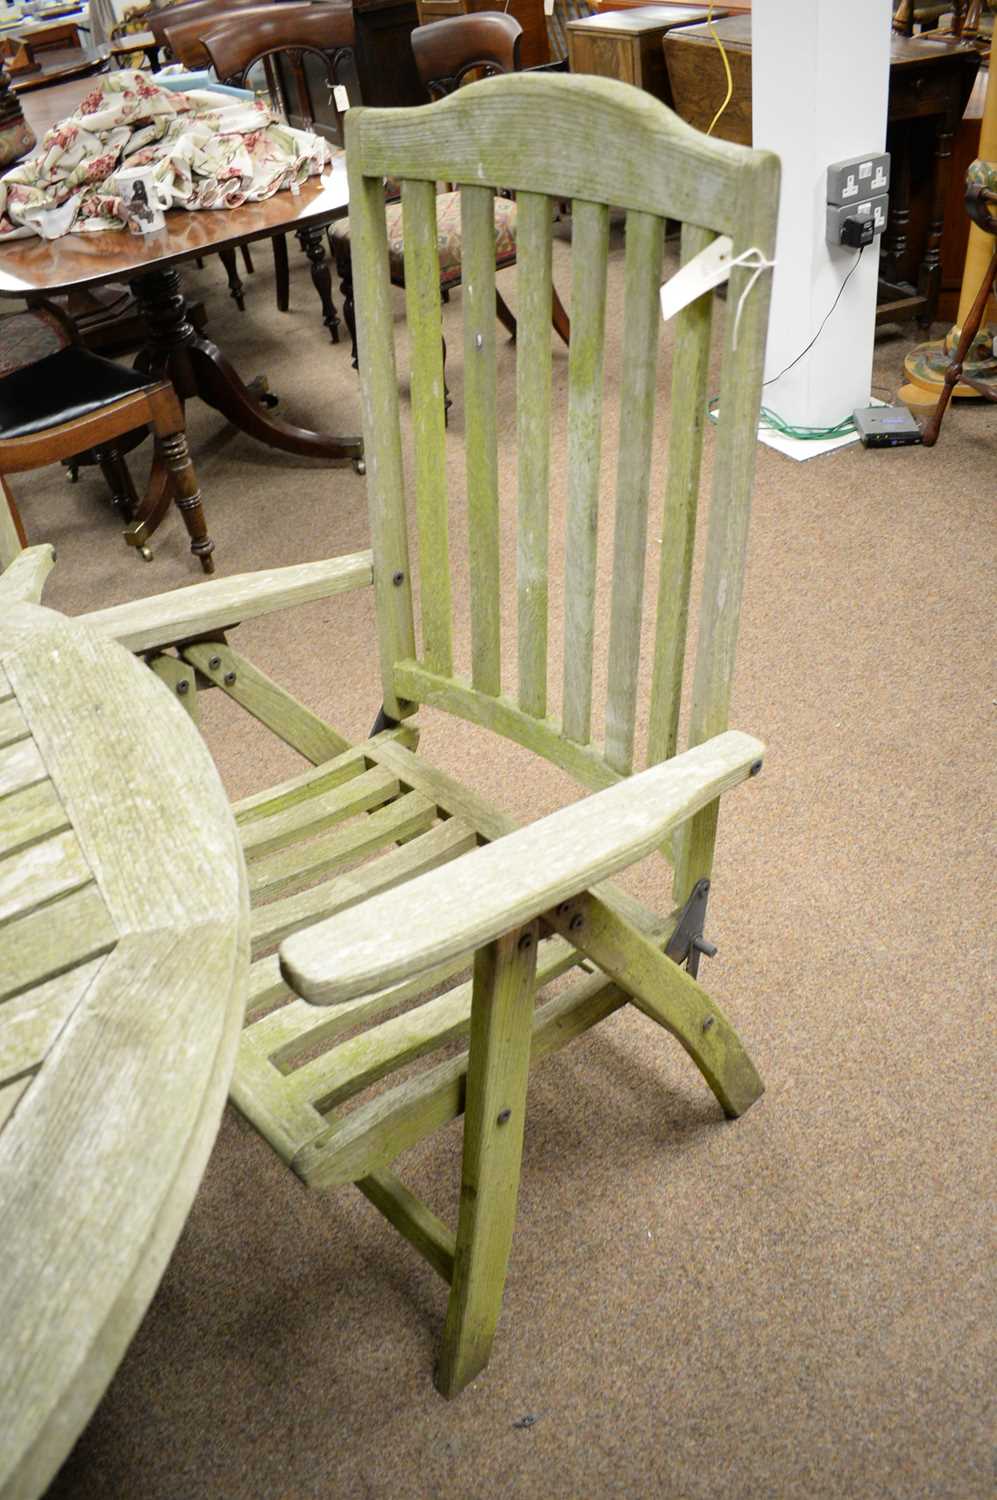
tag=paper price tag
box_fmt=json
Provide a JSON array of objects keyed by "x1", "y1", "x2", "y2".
[
  {"x1": 544, "y1": 0, "x2": 554, "y2": 14},
  {"x1": 333, "y1": 84, "x2": 350, "y2": 112},
  {"x1": 659, "y1": 233, "x2": 734, "y2": 320}
]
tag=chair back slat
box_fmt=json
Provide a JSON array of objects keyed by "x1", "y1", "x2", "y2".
[
  {"x1": 345, "y1": 163, "x2": 416, "y2": 718},
  {"x1": 401, "y1": 179, "x2": 453, "y2": 677},
  {"x1": 646, "y1": 222, "x2": 717, "y2": 770},
  {"x1": 674, "y1": 182, "x2": 778, "y2": 903},
  {"x1": 603, "y1": 209, "x2": 665, "y2": 776},
  {"x1": 561, "y1": 197, "x2": 609, "y2": 747},
  {"x1": 515, "y1": 191, "x2": 554, "y2": 719},
  {"x1": 461, "y1": 184, "x2": 502, "y2": 698}
]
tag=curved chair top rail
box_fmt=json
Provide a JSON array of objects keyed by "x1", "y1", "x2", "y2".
[
  {"x1": 411, "y1": 12, "x2": 523, "y2": 97},
  {"x1": 199, "y1": 3, "x2": 357, "y2": 89},
  {"x1": 145, "y1": 0, "x2": 282, "y2": 48}
]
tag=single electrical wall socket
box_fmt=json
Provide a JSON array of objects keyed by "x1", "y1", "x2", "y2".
[
  {"x1": 826, "y1": 152, "x2": 891, "y2": 207},
  {"x1": 826, "y1": 194, "x2": 889, "y2": 246}
]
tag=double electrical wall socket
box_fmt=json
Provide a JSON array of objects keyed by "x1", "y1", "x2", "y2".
[
  {"x1": 827, "y1": 152, "x2": 890, "y2": 206},
  {"x1": 826, "y1": 194, "x2": 889, "y2": 245}
]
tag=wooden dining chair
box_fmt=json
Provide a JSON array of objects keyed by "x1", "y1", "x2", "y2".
[
  {"x1": 77, "y1": 72, "x2": 779, "y2": 1397},
  {"x1": 330, "y1": 11, "x2": 570, "y2": 400},
  {"x1": 198, "y1": 3, "x2": 359, "y2": 342},
  {"x1": 410, "y1": 10, "x2": 523, "y2": 98},
  {"x1": 0, "y1": 339, "x2": 214, "y2": 572}
]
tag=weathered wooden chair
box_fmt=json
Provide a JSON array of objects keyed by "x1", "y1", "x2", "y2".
[{"x1": 76, "y1": 72, "x2": 779, "y2": 1398}]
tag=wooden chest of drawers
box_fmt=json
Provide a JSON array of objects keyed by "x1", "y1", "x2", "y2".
[{"x1": 566, "y1": 5, "x2": 719, "y2": 107}]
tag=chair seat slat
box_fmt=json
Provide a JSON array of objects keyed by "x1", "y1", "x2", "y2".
[
  {"x1": 250, "y1": 814, "x2": 477, "y2": 955},
  {"x1": 247, "y1": 790, "x2": 436, "y2": 902},
  {"x1": 240, "y1": 766, "x2": 401, "y2": 860},
  {"x1": 292, "y1": 966, "x2": 632, "y2": 1191}
]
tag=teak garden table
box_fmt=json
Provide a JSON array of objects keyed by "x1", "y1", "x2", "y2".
[
  {"x1": 0, "y1": 551, "x2": 249, "y2": 1500},
  {"x1": 0, "y1": 77, "x2": 364, "y2": 469}
]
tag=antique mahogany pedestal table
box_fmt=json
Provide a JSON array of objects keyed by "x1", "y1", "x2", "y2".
[{"x1": 0, "y1": 78, "x2": 363, "y2": 471}]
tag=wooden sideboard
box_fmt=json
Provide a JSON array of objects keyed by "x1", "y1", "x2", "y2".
[
  {"x1": 567, "y1": 4, "x2": 717, "y2": 105},
  {"x1": 664, "y1": 15, "x2": 981, "y2": 326},
  {"x1": 415, "y1": 0, "x2": 550, "y2": 68}
]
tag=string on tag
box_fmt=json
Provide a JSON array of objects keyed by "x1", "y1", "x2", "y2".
[{"x1": 730, "y1": 246, "x2": 776, "y2": 351}]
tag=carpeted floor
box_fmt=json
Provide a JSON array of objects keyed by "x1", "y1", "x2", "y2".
[{"x1": 15, "y1": 227, "x2": 994, "y2": 1500}]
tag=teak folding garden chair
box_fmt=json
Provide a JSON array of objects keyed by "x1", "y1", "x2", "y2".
[{"x1": 73, "y1": 72, "x2": 780, "y2": 1397}]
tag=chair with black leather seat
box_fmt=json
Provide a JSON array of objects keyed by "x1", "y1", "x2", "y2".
[{"x1": 0, "y1": 343, "x2": 214, "y2": 573}]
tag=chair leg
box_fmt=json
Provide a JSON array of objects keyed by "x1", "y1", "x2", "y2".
[
  {"x1": 435, "y1": 922, "x2": 539, "y2": 1399},
  {"x1": 335, "y1": 242, "x2": 358, "y2": 368},
  {"x1": 95, "y1": 445, "x2": 140, "y2": 521},
  {"x1": 296, "y1": 225, "x2": 340, "y2": 344},
  {"x1": 273, "y1": 234, "x2": 291, "y2": 313},
  {"x1": 241, "y1": 243, "x2": 254, "y2": 274},
  {"x1": 159, "y1": 429, "x2": 215, "y2": 574},
  {"x1": 495, "y1": 289, "x2": 517, "y2": 341},
  {"x1": 217, "y1": 247, "x2": 246, "y2": 312},
  {"x1": 551, "y1": 287, "x2": 571, "y2": 346},
  {"x1": 0, "y1": 475, "x2": 27, "y2": 566}
]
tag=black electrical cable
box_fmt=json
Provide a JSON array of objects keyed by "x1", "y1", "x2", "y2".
[{"x1": 763, "y1": 245, "x2": 866, "y2": 388}]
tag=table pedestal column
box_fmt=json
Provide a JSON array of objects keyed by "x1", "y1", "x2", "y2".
[{"x1": 130, "y1": 265, "x2": 364, "y2": 467}]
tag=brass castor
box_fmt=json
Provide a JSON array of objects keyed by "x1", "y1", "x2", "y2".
[
  {"x1": 138, "y1": 545, "x2": 153, "y2": 562},
  {"x1": 352, "y1": 456, "x2": 366, "y2": 475}
]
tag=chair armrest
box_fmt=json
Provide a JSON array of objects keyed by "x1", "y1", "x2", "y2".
[
  {"x1": 0, "y1": 544, "x2": 56, "y2": 605},
  {"x1": 79, "y1": 551, "x2": 374, "y2": 653},
  {"x1": 280, "y1": 729, "x2": 764, "y2": 1006}
]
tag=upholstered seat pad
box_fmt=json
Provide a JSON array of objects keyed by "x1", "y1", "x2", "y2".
[
  {"x1": 0, "y1": 347, "x2": 155, "y2": 439},
  {"x1": 0, "y1": 309, "x2": 71, "y2": 380},
  {"x1": 333, "y1": 190, "x2": 518, "y2": 287}
]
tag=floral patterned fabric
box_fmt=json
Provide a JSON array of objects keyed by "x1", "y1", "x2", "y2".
[
  {"x1": 332, "y1": 190, "x2": 519, "y2": 289},
  {"x1": 0, "y1": 70, "x2": 332, "y2": 242}
]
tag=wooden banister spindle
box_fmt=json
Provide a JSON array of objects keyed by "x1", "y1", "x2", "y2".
[
  {"x1": 461, "y1": 184, "x2": 501, "y2": 698},
  {"x1": 401, "y1": 179, "x2": 453, "y2": 677},
  {"x1": 515, "y1": 192, "x2": 554, "y2": 720},
  {"x1": 646, "y1": 223, "x2": 717, "y2": 770},
  {"x1": 561, "y1": 198, "x2": 610, "y2": 746},
  {"x1": 603, "y1": 209, "x2": 665, "y2": 775}
]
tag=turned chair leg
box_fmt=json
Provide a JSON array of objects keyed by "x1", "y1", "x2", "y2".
[
  {"x1": 297, "y1": 225, "x2": 340, "y2": 344},
  {"x1": 273, "y1": 233, "x2": 291, "y2": 313},
  {"x1": 159, "y1": 429, "x2": 214, "y2": 574},
  {"x1": 435, "y1": 923, "x2": 538, "y2": 1399},
  {"x1": 217, "y1": 247, "x2": 246, "y2": 312},
  {"x1": 335, "y1": 242, "x2": 358, "y2": 368},
  {"x1": 495, "y1": 289, "x2": 517, "y2": 341},
  {"x1": 0, "y1": 475, "x2": 27, "y2": 566},
  {"x1": 551, "y1": 287, "x2": 571, "y2": 346},
  {"x1": 95, "y1": 444, "x2": 140, "y2": 520}
]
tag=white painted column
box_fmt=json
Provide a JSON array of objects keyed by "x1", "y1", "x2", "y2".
[{"x1": 752, "y1": 0, "x2": 891, "y2": 428}]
